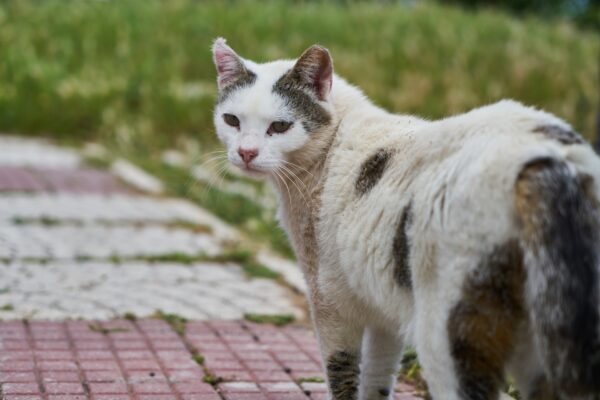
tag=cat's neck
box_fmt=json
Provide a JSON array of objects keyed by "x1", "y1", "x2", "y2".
[{"x1": 269, "y1": 76, "x2": 384, "y2": 260}]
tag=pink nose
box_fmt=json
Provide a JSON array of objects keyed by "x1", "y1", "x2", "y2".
[{"x1": 238, "y1": 148, "x2": 259, "y2": 164}]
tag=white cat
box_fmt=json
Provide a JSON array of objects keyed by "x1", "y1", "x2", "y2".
[{"x1": 212, "y1": 37, "x2": 600, "y2": 400}]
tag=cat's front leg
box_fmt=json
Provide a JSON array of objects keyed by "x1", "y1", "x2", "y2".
[
  {"x1": 358, "y1": 326, "x2": 403, "y2": 400},
  {"x1": 313, "y1": 301, "x2": 364, "y2": 400}
]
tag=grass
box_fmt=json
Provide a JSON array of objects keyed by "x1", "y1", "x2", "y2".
[
  {"x1": 152, "y1": 310, "x2": 188, "y2": 336},
  {"x1": 0, "y1": 0, "x2": 596, "y2": 147},
  {"x1": 0, "y1": 303, "x2": 14, "y2": 311},
  {"x1": 88, "y1": 323, "x2": 129, "y2": 334},
  {"x1": 244, "y1": 313, "x2": 296, "y2": 326},
  {"x1": 1, "y1": 0, "x2": 596, "y2": 260}
]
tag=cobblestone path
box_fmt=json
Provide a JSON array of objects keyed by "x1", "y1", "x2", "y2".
[
  {"x1": 0, "y1": 319, "x2": 421, "y2": 400},
  {"x1": 0, "y1": 136, "x2": 302, "y2": 321}
]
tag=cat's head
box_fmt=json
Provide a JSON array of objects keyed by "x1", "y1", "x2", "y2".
[{"x1": 212, "y1": 38, "x2": 335, "y2": 178}]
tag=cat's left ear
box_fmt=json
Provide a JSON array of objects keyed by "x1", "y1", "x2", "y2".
[
  {"x1": 292, "y1": 45, "x2": 333, "y2": 101},
  {"x1": 212, "y1": 37, "x2": 248, "y2": 90}
]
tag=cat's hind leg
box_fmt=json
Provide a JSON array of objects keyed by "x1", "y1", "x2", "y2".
[
  {"x1": 415, "y1": 242, "x2": 525, "y2": 400},
  {"x1": 358, "y1": 326, "x2": 403, "y2": 400}
]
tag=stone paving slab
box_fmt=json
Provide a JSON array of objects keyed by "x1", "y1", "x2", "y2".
[
  {"x1": 0, "y1": 167, "x2": 131, "y2": 194},
  {"x1": 0, "y1": 262, "x2": 301, "y2": 320},
  {"x1": 0, "y1": 136, "x2": 80, "y2": 169},
  {"x1": 0, "y1": 320, "x2": 421, "y2": 399},
  {"x1": 0, "y1": 194, "x2": 238, "y2": 242},
  {"x1": 0, "y1": 225, "x2": 222, "y2": 261}
]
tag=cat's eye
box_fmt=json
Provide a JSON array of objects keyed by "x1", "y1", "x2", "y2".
[
  {"x1": 223, "y1": 113, "x2": 240, "y2": 128},
  {"x1": 268, "y1": 121, "x2": 293, "y2": 135}
]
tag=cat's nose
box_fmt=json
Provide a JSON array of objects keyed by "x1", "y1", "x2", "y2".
[{"x1": 238, "y1": 148, "x2": 259, "y2": 164}]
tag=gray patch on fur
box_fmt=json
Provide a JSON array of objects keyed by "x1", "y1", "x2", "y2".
[
  {"x1": 218, "y1": 69, "x2": 257, "y2": 103},
  {"x1": 393, "y1": 202, "x2": 413, "y2": 288},
  {"x1": 532, "y1": 125, "x2": 584, "y2": 145},
  {"x1": 516, "y1": 158, "x2": 600, "y2": 396},
  {"x1": 355, "y1": 149, "x2": 392, "y2": 195},
  {"x1": 272, "y1": 70, "x2": 331, "y2": 132},
  {"x1": 326, "y1": 351, "x2": 359, "y2": 400}
]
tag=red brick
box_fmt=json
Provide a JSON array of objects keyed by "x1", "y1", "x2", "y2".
[
  {"x1": 77, "y1": 350, "x2": 115, "y2": 360},
  {"x1": 41, "y1": 371, "x2": 81, "y2": 383},
  {"x1": 72, "y1": 340, "x2": 109, "y2": 350},
  {"x1": 80, "y1": 360, "x2": 120, "y2": 371},
  {"x1": 44, "y1": 382, "x2": 85, "y2": 395},
  {"x1": 34, "y1": 341, "x2": 70, "y2": 350},
  {"x1": 0, "y1": 340, "x2": 30, "y2": 350},
  {"x1": 236, "y1": 352, "x2": 273, "y2": 362},
  {"x1": 160, "y1": 358, "x2": 198, "y2": 370},
  {"x1": 117, "y1": 350, "x2": 154, "y2": 360},
  {"x1": 149, "y1": 340, "x2": 186, "y2": 350},
  {"x1": 120, "y1": 359, "x2": 161, "y2": 370},
  {"x1": 281, "y1": 362, "x2": 320, "y2": 373},
  {"x1": 3, "y1": 396, "x2": 43, "y2": 400},
  {"x1": 0, "y1": 372, "x2": 36, "y2": 382},
  {"x1": 244, "y1": 360, "x2": 282, "y2": 372},
  {"x1": 219, "y1": 382, "x2": 261, "y2": 393},
  {"x1": 37, "y1": 361, "x2": 78, "y2": 371},
  {"x1": 88, "y1": 382, "x2": 129, "y2": 394},
  {"x1": 207, "y1": 369, "x2": 252, "y2": 381},
  {"x1": 180, "y1": 395, "x2": 221, "y2": 400},
  {"x1": 93, "y1": 396, "x2": 132, "y2": 400},
  {"x1": 164, "y1": 369, "x2": 203, "y2": 383},
  {"x1": 274, "y1": 352, "x2": 311, "y2": 362},
  {"x1": 131, "y1": 381, "x2": 172, "y2": 394},
  {"x1": 1, "y1": 383, "x2": 41, "y2": 394},
  {"x1": 266, "y1": 394, "x2": 308, "y2": 400},
  {"x1": 135, "y1": 396, "x2": 175, "y2": 400},
  {"x1": 173, "y1": 382, "x2": 215, "y2": 394},
  {"x1": 253, "y1": 371, "x2": 293, "y2": 382},
  {"x1": 0, "y1": 361, "x2": 36, "y2": 372},
  {"x1": 221, "y1": 394, "x2": 266, "y2": 400},
  {"x1": 260, "y1": 382, "x2": 303, "y2": 393},
  {"x1": 126, "y1": 370, "x2": 166, "y2": 383},
  {"x1": 48, "y1": 396, "x2": 88, "y2": 400},
  {"x1": 1, "y1": 351, "x2": 33, "y2": 361},
  {"x1": 112, "y1": 340, "x2": 148, "y2": 350},
  {"x1": 84, "y1": 370, "x2": 125, "y2": 383},
  {"x1": 35, "y1": 351, "x2": 73, "y2": 361}
]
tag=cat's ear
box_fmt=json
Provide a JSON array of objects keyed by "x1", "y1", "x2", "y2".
[
  {"x1": 292, "y1": 45, "x2": 333, "y2": 101},
  {"x1": 212, "y1": 38, "x2": 248, "y2": 90}
]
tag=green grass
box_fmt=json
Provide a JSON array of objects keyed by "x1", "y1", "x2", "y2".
[
  {"x1": 152, "y1": 310, "x2": 188, "y2": 336},
  {"x1": 0, "y1": 0, "x2": 596, "y2": 146},
  {"x1": 244, "y1": 313, "x2": 296, "y2": 326},
  {"x1": 1, "y1": 0, "x2": 597, "y2": 261}
]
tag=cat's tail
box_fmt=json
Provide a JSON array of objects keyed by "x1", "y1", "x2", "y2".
[{"x1": 515, "y1": 157, "x2": 600, "y2": 396}]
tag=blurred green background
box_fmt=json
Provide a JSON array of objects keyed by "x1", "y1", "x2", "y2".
[{"x1": 0, "y1": 0, "x2": 598, "y2": 257}]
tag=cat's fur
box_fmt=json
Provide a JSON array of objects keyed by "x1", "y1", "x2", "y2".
[{"x1": 212, "y1": 38, "x2": 600, "y2": 400}]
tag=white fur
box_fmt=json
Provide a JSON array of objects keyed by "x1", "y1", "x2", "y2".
[{"x1": 213, "y1": 43, "x2": 600, "y2": 400}]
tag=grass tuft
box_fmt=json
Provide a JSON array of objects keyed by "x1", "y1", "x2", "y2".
[
  {"x1": 244, "y1": 313, "x2": 295, "y2": 326},
  {"x1": 152, "y1": 310, "x2": 187, "y2": 336}
]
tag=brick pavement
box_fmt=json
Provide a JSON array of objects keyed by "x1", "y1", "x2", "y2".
[
  {"x1": 0, "y1": 319, "x2": 421, "y2": 400},
  {"x1": 0, "y1": 136, "x2": 302, "y2": 321}
]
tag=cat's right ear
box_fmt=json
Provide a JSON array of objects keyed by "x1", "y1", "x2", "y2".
[
  {"x1": 291, "y1": 45, "x2": 333, "y2": 101},
  {"x1": 212, "y1": 38, "x2": 247, "y2": 90}
]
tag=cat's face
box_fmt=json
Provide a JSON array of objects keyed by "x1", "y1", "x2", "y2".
[{"x1": 212, "y1": 38, "x2": 334, "y2": 178}]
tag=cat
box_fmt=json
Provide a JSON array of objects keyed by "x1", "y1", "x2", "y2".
[{"x1": 212, "y1": 37, "x2": 600, "y2": 400}]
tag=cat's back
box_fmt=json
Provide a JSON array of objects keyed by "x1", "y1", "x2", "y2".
[{"x1": 317, "y1": 99, "x2": 597, "y2": 313}]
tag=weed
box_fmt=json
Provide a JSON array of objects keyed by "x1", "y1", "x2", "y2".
[
  {"x1": 153, "y1": 310, "x2": 187, "y2": 336},
  {"x1": 88, "y1": 323, "x2": 129, "y2": 334},
  {"x1": 243, "y1": 313, "x2": 295, "y2": 326}
]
